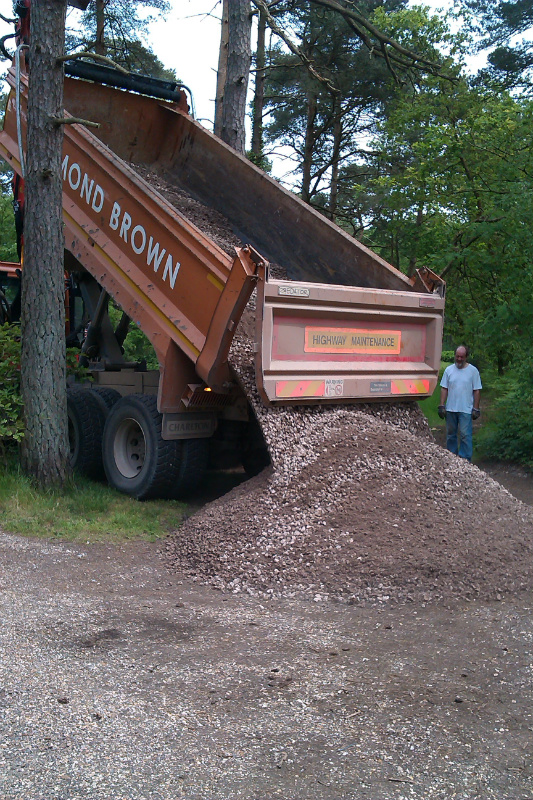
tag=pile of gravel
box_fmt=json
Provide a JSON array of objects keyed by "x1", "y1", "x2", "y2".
[
  {"x1": 163, "y1": 324, "x2": 533, "y2": 606},
  {"x1": 136, "y1": 162, "x2": 533, "y2": 606}
]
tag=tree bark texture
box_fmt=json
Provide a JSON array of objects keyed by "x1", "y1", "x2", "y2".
[
  {"x1": 95, "y1": 0, "x2": 105, "y2": 56},
  {"x1": 301, "y1": 91, "x2": 317, "y2": 203},
  {"x1": 21, "y1": 0, "x2": 70, "y2": 488},
  {"x1": 214, "y1": 0, "x2": 229, "y2": 137},
  {"x1": 220, "y1": 0, "x2": 252, "y2": 153},
  {"x1": 328, "y1": 96, "x2": 343, "y2": 222},
  {"x1": 251, "y1": 9, "x2": 266, "y2": 158}
]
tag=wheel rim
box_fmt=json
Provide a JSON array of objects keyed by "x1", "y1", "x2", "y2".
[{"x1": 113, "y1": 417, "x2": 147, "y2": 479}]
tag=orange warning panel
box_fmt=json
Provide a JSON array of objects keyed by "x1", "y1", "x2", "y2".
[
  {"x1": 276, "y1": 379, "x2": 326, "y2": 398},
  {"x1": 391, "y1": 379, "x2": 430, "y2": 394}
]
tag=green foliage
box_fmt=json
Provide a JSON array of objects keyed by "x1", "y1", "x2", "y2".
[
  {"x1": 66, "y1": 0, "x2": 176, "y2": 79},
  {"x1": 0, "y1": 193, "x2": 18, "y2": 262},
  {"x1": 121, "y1": 322, "x2": 159, "y2": 369},
  {"x1": 0, "y1": 324, "x2": 23, "y2": 449},
  {"x1": 246, "y1": 149, "x2": 272, "y2": 173},
  {"x1": 108, "y1": 303, "x2": 159, "y2": 369},
  {"x1": 0, "y1": 111, "x2": 17, "y2": 261},
  {"x1": 463, "y1": 0, "x2": 533, "y2": 91},
  {"x1": 263, "y1": 0, "x2": 406, "y2": 210},
  {"x1": 476, "y1": 369, "x2": 533, "y2": 469},
  {"x1": 263, "y1": 1, "x2": 461, "y2": 220},
  {"x1": 350, "y1": 61, "x2": 533, "y2": 467},
  {"x1": 0, "y1": 323, "x2": 91, "y2": 452}
]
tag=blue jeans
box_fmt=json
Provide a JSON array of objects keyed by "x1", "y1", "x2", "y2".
[{"x1": 445, "y1": 412, "x2": 473, "y2": 461}]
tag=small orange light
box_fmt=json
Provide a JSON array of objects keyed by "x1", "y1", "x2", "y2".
[{"x1": 204, "y1": 387, "x2": 212, "y2": 392}]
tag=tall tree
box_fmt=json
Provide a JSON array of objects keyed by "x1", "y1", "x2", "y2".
[
  {"x1": 250, "y1": 6, "x2": 267, "y2": 165},
  {"x1": 219, "y1": 0, "x2": 252, "y2": 153},
  {"x1": 262, "y1": 3, "x2": 449, "y2": 217},
  {"x1": 66, "y1": 0, "x2": 174, "y2": 77},
  {"x1": 217, "y1": 0, "x2": 450, "y2": 156},
  {"x1": 21, "y1": 0, "x2": 70, "y2": 487},
  {"x1": 214, "y1": 0, "x2": 229, "y2": 138},
  {"x1": 463, "y1": 0, "x2": 533, "y2": 90}
]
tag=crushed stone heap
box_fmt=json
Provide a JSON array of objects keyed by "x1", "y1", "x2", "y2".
[{"x1": 164, "y1": 327, "x2": 533, "y2": 606}]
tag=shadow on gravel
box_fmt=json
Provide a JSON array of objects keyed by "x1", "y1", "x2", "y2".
[
  {"x1": 188, "y1": 468, "x2": 248, "y2": 509},
  {"x1": 430, "y1": 425, "x2": 533, "y2": 506}
]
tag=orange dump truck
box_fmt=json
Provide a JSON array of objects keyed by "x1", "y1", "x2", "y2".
[{"x1": 0, "y1": 56, "x2": 445, "y2": 499}]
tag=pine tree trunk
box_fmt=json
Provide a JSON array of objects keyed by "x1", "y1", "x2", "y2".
[
  {"x1": 301, "y1": 91, "x2": 317, "y2": 203},
  {"x1": 329, "y1": 97, "x2": 343, "y2": 222},
  {"x1": 251, "y1": 9, "x2": 266, "y2": 160},
  {"x1": 214, "y1": 0, "x2": 229, "y2": 137},
  {"x1": 220, "y1": 0, "x2": 252, "y2": 153},
  {"x1": 21, "y1": 0, "x2": 70, "y2": 488},
  {"x1": 408, "y1": 204, "x2": 424, "y2": 275},
  {"x1": 95, "y1": 0, "x2": 105, "y2": 56}
]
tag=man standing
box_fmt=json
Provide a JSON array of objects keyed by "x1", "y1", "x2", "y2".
[{"x1": 438, "y1": 346, "x2": 482, "y2": 461}]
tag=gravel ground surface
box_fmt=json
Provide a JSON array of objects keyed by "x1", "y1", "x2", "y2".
[{"x1": 1, "y1": 530, "x2": 532, "y2": 800}]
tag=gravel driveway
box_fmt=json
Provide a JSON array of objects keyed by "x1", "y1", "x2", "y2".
[{"x1": 1, "y1": 530, "x2": 532, "y2": 800}]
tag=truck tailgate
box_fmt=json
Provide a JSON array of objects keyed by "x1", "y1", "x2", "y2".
[{"x1": 256, "y1": 278, "x2": 444, "y2": 403}]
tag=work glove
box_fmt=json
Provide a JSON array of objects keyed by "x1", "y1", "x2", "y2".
[
  {"x1": 472, "y1": 408, "x2": 481, "y2": 420},
  {"x1": 437, "y1": 405, "x2": 446, "y2": 420}
]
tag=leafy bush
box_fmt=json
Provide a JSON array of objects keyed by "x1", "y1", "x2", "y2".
[
  {"x1": 476, "y1": 375, "x2": 533, "y2": 469},
  {"x1": 0, "y1": 323, "x2": 91, "y2": 454},
  {"x1": 107, "y1": 303, "x2": 159, "y2": 370},
  {"x1": 0, "y1": 323, "x2": 23, "y2": 449}
]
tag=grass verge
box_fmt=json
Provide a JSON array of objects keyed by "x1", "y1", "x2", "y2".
[
  {"x1": 0, "y1": 452, "x2": 188, "y2": 543},
  {"x1": 417, "y1": 360, "x2": 450, "y2": 429}
]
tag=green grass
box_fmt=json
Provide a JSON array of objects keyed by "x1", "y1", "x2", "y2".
[
  {"x1": 0, "y1": 454, "x2": 188, "y2": 542},
  {"x1": 418, "y1": 360, "x2": 450, "y2": 428}
]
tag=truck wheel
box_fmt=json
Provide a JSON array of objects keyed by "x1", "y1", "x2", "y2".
[
  {"x1": 90, "y1": 386, "x2": 122, "y2": 413},
  {"x1": 171, "y1": 437, "x2": 209, "y2": 499},
  {"x1": 102, "y1": 394, "x2": 206, "y2": 500},
  {"x1": 67, "y1": 388, "x2": 106, "y2": 479}
]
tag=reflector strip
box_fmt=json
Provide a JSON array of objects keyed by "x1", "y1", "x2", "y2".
[
  {"x1": 276, "y1": 379, "x2": 325, "y2": 398},
  {"x1": 391, "y1": 379, "x2": 430, "y2": 394}
]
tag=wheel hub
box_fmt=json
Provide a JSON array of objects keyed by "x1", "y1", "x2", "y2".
[{"x1": 113, "y1": 418, "x2": 147, "y2": 479}]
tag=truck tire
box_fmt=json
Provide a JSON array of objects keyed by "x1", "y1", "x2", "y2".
[
  {"x1": 67, "y1": 388, "x2": 106, "y2": 479},
  {"x1": 102, "y1": 394, "x2": 207, "y2": 500},
  {"x1": 90, "y1": 386, "x2": 122, "y2": 413},
  {"x1": 171, "y1": 436, "x2": 209, "y2": 499}
]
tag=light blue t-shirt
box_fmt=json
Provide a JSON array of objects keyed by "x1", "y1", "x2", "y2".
[{"x1": 440, "y1": 363, "x2": 482, "y2": 413}]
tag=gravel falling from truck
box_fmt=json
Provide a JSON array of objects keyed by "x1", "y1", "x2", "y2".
[{"x1": 133, "y1": 165, "x2": 533, "y2": 606}]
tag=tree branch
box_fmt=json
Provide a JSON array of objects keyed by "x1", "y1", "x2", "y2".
[
  {"x1": 50, "y1": 116, "x2": 100, "y2": 128},
  {"x1": 251, "y1": 0, "x2": 340, "y2": 94},
  {"x1": 57, "y1": 51, "x2": 129, "y2": 74},
  {"x1": 310, "y1": 0, "x2": 446, "y2": 73}
]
